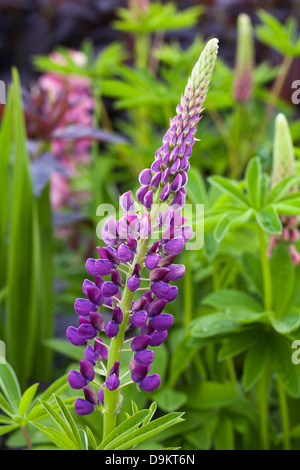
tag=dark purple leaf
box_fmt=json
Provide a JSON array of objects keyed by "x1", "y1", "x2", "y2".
[
  {"x1": 51, "y1": 125, "x2": 128, "y2": 144},
  {"x1": 30, "y1": 152, "x2": 69, "y2": 197}
]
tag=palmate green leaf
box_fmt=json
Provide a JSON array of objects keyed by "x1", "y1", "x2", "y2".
[
  {"x1": 153, "y1": 389, "x2": 187, "y2": 413},
  {"x1": 270, "y1": 333, "x2": 300, "y2": 397},
  {"x1": 208, "y1": 176, "x2": 249, "y2": 207},
  {"x1": 213, "y1": 209, "x2": 253, "y2": 242},
  {"x1": 0, "y1": 424, "x2": 19, "y2": 437},
  {"x1": 37, "y1": 396, "x2": 82, "y2": 450},
  {"x1": 31, "y1": 422, "x2": 78, "y2": 450},
  {"x1": 182, "y1": 381, "x2": 239, "y2": 410},
  {"x1": 113, "y1": 3, "x2": 202, "y2": 35},
  {"x1": 142, "y1": 401, "x2": 157, "y2": 426},
  {"x1": 85, "y1": 426, "x2": 98, "y2": 450},
  {"x1": 0, "y1": 362, "x2": 21, "y2": 413},
  {"x1": 0, "y1": 392, "x2": 15, "y2": 417},
  {"x1": 218, "y1": 328, "x2": 261, "y2": 360},
  {"x1": 54, "y1": 394, "x2": 82, "y2": 450},
  {"x1": 242, "y1": 334, "x2": 270, "y2": 391},
  {"x1": 256, "y1": 10, "x2": 300, "y2": 57},
  {"x1": 190, "y1": 312, "x2": 242, "y2": 339},
  {"x1": 19, "y1": 383, "x2": 39, "y2": 417},
  {"x1": 269, "y1": 310, "x2": 300, "y2": 334},
  {"x1": 103, "y1": 412, "x2": 184, "y2": 451},
  {"x1": 256, "y1": 206, "x2": 282, "y2": 234},
  {"x1": 270, "y1": 242, "x2": 295, "y2": 317},
  {"x1": 276, "y1": 199, "x2": 300, "y2": 216},
  {"x1": 226, "y1": 307, "x2": 268, "y2": 324},
  {"x1": 266, "y1": 175, "x2": 300, "y2": 204},
  {"x1": 167, "y1": 332, "x2": 198, "y2": 388},
  {"x1": 241, "y1": 252, "x2": 264, "y2": 299},
  {"x1": 202, "y1": 289, "x2": 262, "y2": 312},
  {"x1": 245, "y1": 157, "x2": 263, "y2": 210},
  {"x1": 0, "y1": 414, "x2": 14, "y2": 424},
  {"x1": 98, "y1": 410, "x2": 151, "y2": 450}
]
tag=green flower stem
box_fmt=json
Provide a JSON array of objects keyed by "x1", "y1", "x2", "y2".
[
  {"x1": 256, "y1": 364, "x2": 270, "y2": 450},
  {"x1": 277, "y1": 377, "x2": 291, "y2": 450},
  {"x1": 257, "y1": 226, "x2": 272, "y2": 312},
  {"x1": 102, "y1": 256, "x2": 140, "y2": 439},
  {"x1": 103, "y1": 201, "x2": 160, "y2": 440},
  {"x1": 257, "y1": 227, "x2": 273, "y2": 449},
  {"x1": 22, "y1": 426, "x2": 33, "y2": 451}
]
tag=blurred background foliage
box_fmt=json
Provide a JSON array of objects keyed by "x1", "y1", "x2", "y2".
[{"x1": 1, "y1": 0, "x2": 300, "y2": 450}]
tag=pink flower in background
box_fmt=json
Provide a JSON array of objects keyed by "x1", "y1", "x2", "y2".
[{"x1": 38, "y1": 50, "x2": 94, "y2": 210}]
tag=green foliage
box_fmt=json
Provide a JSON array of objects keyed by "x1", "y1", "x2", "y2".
[
  {"x1": 256, "y1": 10, "x2": 300, "y2": 58},
  {"x1": 0, "y1": 360, "x2": 73, "y2": 445},
  {"x1": 2, "y1": 1, "x2": 300, "y2": 452}
]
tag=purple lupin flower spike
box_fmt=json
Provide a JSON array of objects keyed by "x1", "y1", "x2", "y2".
[{"x1": 65, "y1": 39, "x2": 219, "y2": 429}]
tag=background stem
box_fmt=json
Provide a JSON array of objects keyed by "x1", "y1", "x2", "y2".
[{"x1": 277, "y1": 377, "x2": 291, "y2": 450}]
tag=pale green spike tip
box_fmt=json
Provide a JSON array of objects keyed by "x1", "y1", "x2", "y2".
[
  {"x1": 235, "y1": 13, "x2": 254, "y2": 70},
  {"x1": 272, "y1": 113, "x2": 296, "y2": 185},
  {"x1": 186, "y1": 38, "x2": 219, "y2": 93}
]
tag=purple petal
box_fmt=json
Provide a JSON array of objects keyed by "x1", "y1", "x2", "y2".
[
  {"x1": 78, "y1": 323, "x2": 98, "y2": 340},
  {"x1": 136, "y1": 185, "x2": 149, "y2": 204},
  {"x1": 163, "y1": 264, "x2": 185, "y2": 282},
  {"x1": 84, "y1": 344, "x2": 97, "y2": 365},
  {"x1": 101, "y1": 281, "x2": 119, "y2": 297},
  {"x1": 151, "y1": 280, "x2": 171, "y2": 299},
  {"x1": 98, "y1": 388, "x2": 104, "y2": 405},
  {"x1": 120, "y1": 190, "x2": 135, "y2": 212},
  {"x1": 165, "y1": 285, "x2": 178, "y2": 302},
  {"x1": 94, "y1": 338, "x2": 108, "y2": 361},
  {"x1": 90, "y1": 312, "x2": 105, "y2": 331},
  {"x1": 74, "y1": 298, "x2": 97, "y2": 316},
  {"x1": 143, "y1": 189, "x2": 154, "y2": 210},
  {"x1": 149, "y1": 329, "x2": 168, "y2": 346},
  {"x1": 139, "y1": 169, "x2": 152, "y2": 185},
  {"x1": 145, "y1": 253, "x2": 161, "y2": 270},
  {"x1": 109, "y1": 360, "x2": 120, "y2": 377},
  {"x1": 149, "y1": 313, "x2": 173, "y2": 331},
  {"x1": 83, "y1": 386, "x2": 98, "y2": 405},
  {"x1": 95, "y1": 259, "x2": 115, "y2": 276},
  {"x1": 105, "y1": 320, "x2": 119, "y2": 338},
  {"x1": 131, "y1": 334, "x2": 151, "y2": 352},
  {"x1": 139, "y1": 374, "x2": 161, "y2": 392},
  {"x1": 117, "y1": 243, "x2": 134, "y2": 262},
  {"x1": 106, "y1": 373, "x2": 120, "y2": 391},
  {"x1": 127, "y1": 276, "x2": 141, "y2": 292},
  {"x1": 130, "y1": 310, "x2": 148, "y2": 328},
  {"x1": 131, "y1": 364, "x2": 150, "y2": 383},
  {"x1": 66, "y1": 326, "x2": 87, "y2": 346},
  {"x1": 112, "y1": 306, "x2": 123, "y2": 325},
  {"x1": 68, "y1": 370, "x2": 88, "y2": 389},
  {"x1": 164, "y1": 237, "x2": 185, "y2": 256},
  {"x1": 147, "y1": 299, "x2": 167, "y2": 316},
  {"x1": 74, "y1": 398, "x2": 94, "y2": 415},
  {"x1": 86, "y1": 285, "x2": 104, "y2": 306},
  {"x1": 134, "y1": 349, "x2": 154, "y2": 366},
  {"x1": 80, "y1": 359, "x2": 95, "y2": 382}
]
